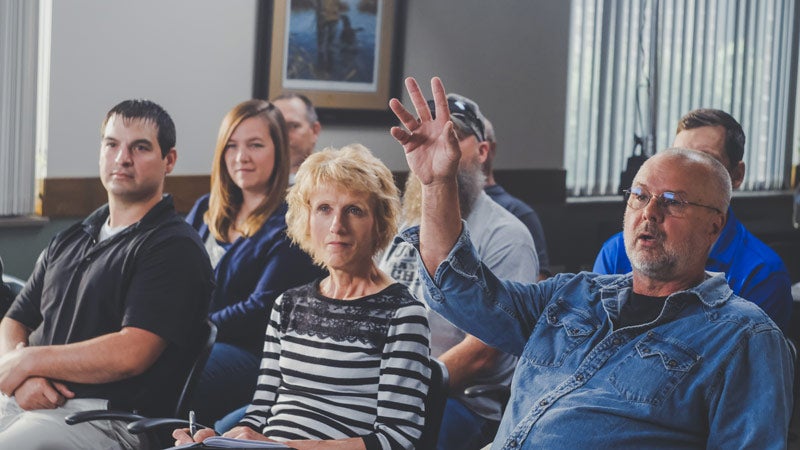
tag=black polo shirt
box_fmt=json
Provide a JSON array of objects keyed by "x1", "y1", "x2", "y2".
[{"x1": 7, "y1": 195, "x2": 213, "y2": 416}]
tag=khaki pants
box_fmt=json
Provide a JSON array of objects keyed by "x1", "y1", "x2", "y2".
[{"x1": 0, "y1": 395, "x2": 145, "y2": 449}]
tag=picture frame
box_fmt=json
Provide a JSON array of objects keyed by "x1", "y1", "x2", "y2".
[{"x1": 253, "y1": 0, "x2": 407, "y2": 125}]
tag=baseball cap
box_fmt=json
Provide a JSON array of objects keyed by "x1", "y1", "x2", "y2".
[{"x1": 426, "y1": 93, "x2": 486, "y2": 142}]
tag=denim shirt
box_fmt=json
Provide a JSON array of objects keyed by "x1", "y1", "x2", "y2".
[{"x1": 400, "y1": 224, "x2": 793, "y2": 450}]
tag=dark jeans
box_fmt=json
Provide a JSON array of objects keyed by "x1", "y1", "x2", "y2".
[
  {"x1": 437, "y1": 397, "x2": 499, "y2": 450},
  {"x1": 189, "y1": 342, "x2": 260, "y2": 425},
  {"x1": 214, "y1": 405, "x2": 248, "y2": 434}
]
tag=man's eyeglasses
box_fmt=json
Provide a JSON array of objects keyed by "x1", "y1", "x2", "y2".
[
  {"x1": 623, "y1": 187, "x2": 723, "y2": 217},
  {"x1": 426, "y1": 98, "x2": 485, "y2": 142}
]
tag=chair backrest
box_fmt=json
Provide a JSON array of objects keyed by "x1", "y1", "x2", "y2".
[
  {"x1": 418, "y1": 358, "x2": 449, "y2": 449},
  {"x1": 1, "y1": 274, "x2": 26, "y2": 318},
  {"x1": 769, "y1": 240, "x2": 800, "y2": 284},
  {"x1": 2, "y1": 276, "x2": 25, "y2": 296},
  {"x1": 173, "y1": 319, "x2": 217, "y2": 418}
]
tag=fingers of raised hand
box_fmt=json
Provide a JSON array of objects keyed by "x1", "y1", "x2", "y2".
[
  {"x1": 390, "y1": 126, "x2": 411, "y2": 146},
  {"x1": 445, "y1": 121, "x2": 460, "y2": 149},
  {"x1": 430, "y1": 77, "x2": 449, "y2": 124},
  {"x1": 389, "y1": 98, "x2": 419, "y2": 132},
  {"x1": 405, "y1": 77, "x2": 433, "y2": 122}
]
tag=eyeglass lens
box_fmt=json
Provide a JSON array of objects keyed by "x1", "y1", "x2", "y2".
[{"x1": 626, "y1": 188, "x2": 687, "y2": 215}]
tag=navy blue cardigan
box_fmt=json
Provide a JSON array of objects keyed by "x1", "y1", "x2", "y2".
[{"x1": 186, "y1": 194, "x2": 325, "y2": 354}]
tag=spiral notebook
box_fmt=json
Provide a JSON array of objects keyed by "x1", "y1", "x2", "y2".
[{"x1": 169, "y1": 437, "x2": 293, "y2": 449}]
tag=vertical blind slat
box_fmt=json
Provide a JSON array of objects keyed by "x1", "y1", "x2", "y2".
[
  {"x1": 565, "y1": 0, "x2": 796, "y2": 195},
  {"x1": 0, "y1": 0, "x2": 39, "y2": 215}
]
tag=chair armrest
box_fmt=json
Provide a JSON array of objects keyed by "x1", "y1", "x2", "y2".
[
  {"x1": 127, "y1": 417, "x2": 210, "y2": 435},
  {"x1": 65, "y1": 409, "x2": 146, "y2": 425},
  {"x1": 463, "y1": 384, "x2": 509, "y2": 398}
]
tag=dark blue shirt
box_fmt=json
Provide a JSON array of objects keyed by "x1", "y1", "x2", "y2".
[
  {"x1": 593, "y1": 208, "x2": 792, "y2": 331},
  {"x1": 185, "y1": 195, "x2": 325, "y2": 354}
]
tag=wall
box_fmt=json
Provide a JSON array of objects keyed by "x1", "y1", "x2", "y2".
[
  {"x1": 1, "y1": 0, "x2": 572, "y2": 277},
  {"x1": 46, "y1": 0, "x2": 257, "y2": 177},
  {"x1": 44, "y1": 0, "x2": 570, "y2": 177},
  {"x1": 5, "y1": 1, "x2": 796, "y2": 280}
]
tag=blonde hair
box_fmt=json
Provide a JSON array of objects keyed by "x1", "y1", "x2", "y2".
[
  {"x1": 206, "y1": 100, "x2": 290, "y2": 242},
  {"x1": 286, "y1": 144, "x2": 400, "y2": 266},
  {"x1": 401, "y1": 173, "x2": 423, "y2": 226}
]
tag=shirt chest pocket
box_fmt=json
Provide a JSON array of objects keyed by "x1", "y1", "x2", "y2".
[
  {"x1": 608, "y1": 331, "x2": 700, "y2": 406},
  {"x1": 522, "y1": 299, "x2": 598, "y2": 368}
]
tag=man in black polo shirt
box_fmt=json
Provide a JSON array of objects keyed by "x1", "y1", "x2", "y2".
[{"x1": 0, "y1": 100, "x2": 213, "y2": 448}]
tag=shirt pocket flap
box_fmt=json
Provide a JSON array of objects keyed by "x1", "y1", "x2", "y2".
[{"x1": 635, "y1": 332, "x2": 700, "y2": 373}]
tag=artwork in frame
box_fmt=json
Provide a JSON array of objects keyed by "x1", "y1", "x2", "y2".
[{"x1": 254, "y1": 0, "x2": 406, "y2": 124}]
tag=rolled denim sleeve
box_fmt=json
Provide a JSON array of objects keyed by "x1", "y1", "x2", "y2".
[{"x1": 399, "y1": 223, "x2": 546, "y2": 356}]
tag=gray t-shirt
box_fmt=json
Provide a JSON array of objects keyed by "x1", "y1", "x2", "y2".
[{"x1": 380, "y1": 191, "x2": 539, "y2": 420}]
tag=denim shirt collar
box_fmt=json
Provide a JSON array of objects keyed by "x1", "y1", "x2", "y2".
[{"x1": 594, "y1": 270, "x2": 734, "y2": 311}]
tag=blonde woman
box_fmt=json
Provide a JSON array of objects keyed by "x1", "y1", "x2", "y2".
[
  {"x1": 176, "y1": 145, "x2": 431, "y2": 450},
  {"x1": 185, "y1": 100, "x2": 324, "y2": 425}
]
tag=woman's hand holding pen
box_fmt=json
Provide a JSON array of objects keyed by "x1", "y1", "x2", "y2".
[{"x1": 172, "y1": 426, "x2": 216, "y2": 445}]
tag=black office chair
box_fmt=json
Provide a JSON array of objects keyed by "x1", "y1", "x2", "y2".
[
  {"x1": 65, "y1": 319, "x2": 217, "y2": 446},
  {"x1": 1, "y1": 275, "x2": 24, "y2": 297},
  {"x1": 1, "y1": 271, "x2": 26, "y2": 318},
  {"x1": 417, "y1": 358, "x2": 450, "y2": 449},
  {"x1": 463, "y1": 383, "x2": 510, "y2": 410}
]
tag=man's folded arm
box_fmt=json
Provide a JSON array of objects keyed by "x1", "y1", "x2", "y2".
[{"x1": 10, "y1": 326, "x2": 166, "y2": 385}]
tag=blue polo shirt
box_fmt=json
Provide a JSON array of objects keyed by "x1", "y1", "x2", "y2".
[{"x1": 593, "y1": 208, "x2": 792, "y2": 332}]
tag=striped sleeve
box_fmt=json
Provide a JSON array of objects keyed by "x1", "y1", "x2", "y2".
[
  {"x1": 365, "y1": 300, "x2": 431, "y2": 450},
  {"x1": 239, "y1": 294, "x2": 284, "y2": 431}
]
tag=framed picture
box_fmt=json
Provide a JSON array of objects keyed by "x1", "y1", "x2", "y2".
[{"x1": 254, "y1": 0, "x2": 407, "y2": 124}]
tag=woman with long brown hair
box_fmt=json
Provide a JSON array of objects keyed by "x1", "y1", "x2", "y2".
[{"x1": 185, "y1": 100, "x2": 324, "y2": 426}]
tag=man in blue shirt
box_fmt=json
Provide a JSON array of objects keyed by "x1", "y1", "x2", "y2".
[
  {"x1": 594, "y1": 109, "x2": 792, "y2": 331},
  {"x1": 388, "y1": 77, "x2": 792, "y2": 449}
]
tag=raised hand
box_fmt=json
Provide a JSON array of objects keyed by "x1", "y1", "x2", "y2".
[{"x1": 389, "y1": 77, "x2": 461, "y2": 186}]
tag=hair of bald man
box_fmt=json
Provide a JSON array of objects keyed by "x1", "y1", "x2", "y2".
[{"x1": 641, "y1": 147, "x2": 732, "y2": 212}]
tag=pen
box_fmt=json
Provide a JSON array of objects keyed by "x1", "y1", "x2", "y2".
[{"x1": 189, "y1": 409, "x2": 197, "y2": 436}]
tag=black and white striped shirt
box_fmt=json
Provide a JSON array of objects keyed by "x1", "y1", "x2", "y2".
[{"x1": 239, "y1": 280, "x2": 431, "y2": 450}]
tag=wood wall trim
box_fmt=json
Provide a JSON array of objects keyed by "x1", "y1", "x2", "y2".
[
  {"x1": 36, "y1": 169, "x2": 566, "y2": 218},
  {"x1": 37, "y1": 175, "x2": 211, "y2": 217}
]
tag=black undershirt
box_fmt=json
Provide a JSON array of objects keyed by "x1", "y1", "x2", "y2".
[{"x1": 615, "y1": 292, "x2": 668, "y2": 329}]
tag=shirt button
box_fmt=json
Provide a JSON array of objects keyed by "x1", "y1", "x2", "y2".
[
  {"x1": 508, "y1": 442, "x2": 517, "y2": 448},
  {"x1": 612, "y1": 337, "x2": 621, "y2": 345},
  {"x1": 539, "y1": 399, "x2": 549, "y2": 406},
  {"x1": 575, "y1": 374, "x2": 584, "y2": 381},
  {"x1": 668, "y1": 360, "x2": 678, "y2": 368}
]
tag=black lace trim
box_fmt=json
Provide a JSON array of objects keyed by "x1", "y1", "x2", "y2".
[{"x1": 279, "y1": 281, "x2": 415, "y2": 348}]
